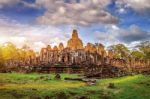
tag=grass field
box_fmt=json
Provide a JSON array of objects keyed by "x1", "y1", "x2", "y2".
[{"x1": 0, "y1": 73, "x2": 150, "y2": 99}]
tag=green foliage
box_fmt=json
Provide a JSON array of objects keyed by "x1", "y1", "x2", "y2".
[
  {"x1": 108, "y1": 41, "x2": 150, "y2": 59},
  {"x1": 2, "y1": 42, "x2": 18, "y2": 60},
  {"x1": 136, "y1": 41, "x2": 150, "y2": 59},
  {"x1": 108, "y1": 44, "x2": 130, "y2": 59},
  {"x1": 131, "y1": 50, "x2": 144, "y2": 59},
  {"x1": 0, "y1": 73, "x2": 150, "y2": 99},
  {"x1": 0, "y1": 46, "x2": 4, "y2": 69},
  {"x1": 0, "y1": 42, "x2": 36, "y2": 70}
]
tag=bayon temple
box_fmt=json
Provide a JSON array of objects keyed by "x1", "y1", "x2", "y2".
[
  {"x1": 5, "y1": 30, "x2": 150, "y2": 76},
  {"x1": 39, "y1": 29, "x2": 111, "y2": 67}
]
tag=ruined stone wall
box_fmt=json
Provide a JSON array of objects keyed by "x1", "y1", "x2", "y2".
[{"x1": 4, "y1": 30, "x2": 150, "y2": 73}]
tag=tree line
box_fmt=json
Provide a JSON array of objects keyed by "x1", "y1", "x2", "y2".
[
  {"x1": 108, "y1": 41, "x2": 150, "y2": 59},
  {"x1": 0, "y1": 42, "x2": 36, "y2": 70}
]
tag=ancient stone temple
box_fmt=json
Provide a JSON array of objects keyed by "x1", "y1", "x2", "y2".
[
  {"x1": 108, "y1": 50, "x2": 113, "y2": 59},
  {"x1": 67, "y1": 29, "x2": 83, "y2": 50},
  {"x1": 47, "y1": 45, "x2": 51, "y2": 51},
  {"x1": 4, "y1": 29, "x2": 150, "y2": 74},
  {"x1": 85, "y1": 43, "x2": 97, "y2": 53},
  {"x1": 58, "y1": 43, "x2": 64, "y2": 51},
  {"x1": 97, "y1": 44, "x2": 107, "y2": 57},
  {"x1": 53, "y1": 46, "x2": 58, "y2": 51}
]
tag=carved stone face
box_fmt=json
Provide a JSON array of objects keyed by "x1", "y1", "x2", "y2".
[
  {"x1": 59, "y1": 43, "x2": 64, "y2": 50},
  {"x1": 72, "y1": 29, "x2": 78, "y2": 39},
  {"x1": 67, "y1": 29, "x2": 83, "y2": 50},
  {"x1": 53, "y1": 46, "x2": 58, "y2": 51},
  {"x1": 47, "y1": 45, "x2": 51, "y2": 51}
]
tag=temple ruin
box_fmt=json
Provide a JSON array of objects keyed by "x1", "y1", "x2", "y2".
[{"x1": 4, "y1": 29, "x2": 150, "y2": 76}]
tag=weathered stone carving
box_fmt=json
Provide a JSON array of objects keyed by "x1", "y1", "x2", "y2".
[
  {"x1": 67, "y1": 29, "x2": 83, "y2": 50},
  {"x1": 108, "y1": 50, "x2": 113, "y2": 59},
  {"x1": 58, "y1": 43, "x2": 64, "y2": 51},
  {"x1": 4, "y1": 29, "x2": 150, "y2": 74},
  {"x1": 85, "y1": 43, "x2": 92, "y2": 52},
  {"x1": 85, "y1": 43, "x2": 96, "y2": 53},
  {"x1": 47, "y1": 45, "x2": 51, "y2": 51},
  {"x1": 53, "y1": 46, "x2": 58, "y2": 51},
  {"x1": 97, "y1": 44, "x2": 107, "y2": 57}
]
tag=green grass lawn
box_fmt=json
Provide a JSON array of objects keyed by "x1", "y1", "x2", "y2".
[{"x1": 0, "y1": 73, "x2": 150, "y2": 99}]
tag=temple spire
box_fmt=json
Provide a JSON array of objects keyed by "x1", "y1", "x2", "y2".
[
  {"x1": 72, "y1": 29, "x2": 78, "y2": 39},
  {"x1": 67, "y1": 29, "x2": 83, "y2": 50}
]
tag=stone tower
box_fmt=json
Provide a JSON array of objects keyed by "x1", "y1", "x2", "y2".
[
  {"x1": 85, "y1": 43, "x2": 97, "y2": 53},
  {"x1": 67, "y1": 29, "x2": 83, "y2": 50},
  {"x1": 58, "y1": 42, "x2": 64, "y2": 51}
]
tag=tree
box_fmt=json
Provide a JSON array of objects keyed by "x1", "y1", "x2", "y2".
[
  {"x1": 0, "y1": 45, "x2": 4, "y2": 70},
  {"x1": 108, "y1": 44, "x2": 130, "y2": 59},
  {"x1": 136, "y1": 41, "x2": 150, "y2": 59},
  {"x1": 2, "y1": 42, "x2": 18, "y2": 61},
  {"x1": 131, "y1": 50, "x2": 144, "y2": 59}
]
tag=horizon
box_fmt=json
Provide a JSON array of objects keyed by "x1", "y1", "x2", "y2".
[{"x1": 0, "y1": 0, "x2": 150, "y2": 51}]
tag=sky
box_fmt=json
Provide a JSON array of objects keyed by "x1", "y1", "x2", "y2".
[{"x1": 0, "y1": 0, "x2": 150, "y2": 51}]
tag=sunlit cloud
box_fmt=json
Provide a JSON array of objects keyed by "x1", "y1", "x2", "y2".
[
  {"x1": 115, "y1": 0, "x2": 150, "y2": 12},
  {"x1": 94, "y1": 24, "x2": 150, "y2": 47},
  {"x1": 35, "y1": 0, "x2": 118, "y2": 26},
  {"x1": 0, "y1": 17, "x2": 69, "y2": 51},
  {"x1": 0, "y1": 0, "x2": 149, "y2": 51}
]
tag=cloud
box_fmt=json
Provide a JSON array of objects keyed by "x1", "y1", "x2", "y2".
[
  {"x1": 0, "y1": 0, "x2": 19, "y2": 8},
  {"x1": 117, "y1": 8, "x2": 126, "y2": 14},
  {"x1": 115, "y1": 0, "x2": 150, "y2": 12},
  {"x1": 0, "y1": 0, "x2": 40, "y2": 9},
  {"x1": 32, "y1": 41, "x2": 46, "y2": 51},
  {"x1": 35, "y1": 0, "x2": 118, "y2": 26},
  {"x1": 116, "y1": 25, "x2": 150, "y2": 43},
  {"x1": 0, "y1": 0, "x2": 18, "y2": 5},
  {"x1": 94, "y1": 25, "x2": 120, "y2": 47},
  {"x1": 0, "y1": 0, "x2": 118, "y2": 26},
  {"x1": 0, "y1": 16, "x2": 70, "y2": 51},
  {"x1": 94, "y1": 25, "x2": 150, "y2": 46},
  {"x1": 125, "y1": 41, "x2": 141, "y2": 50}
]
